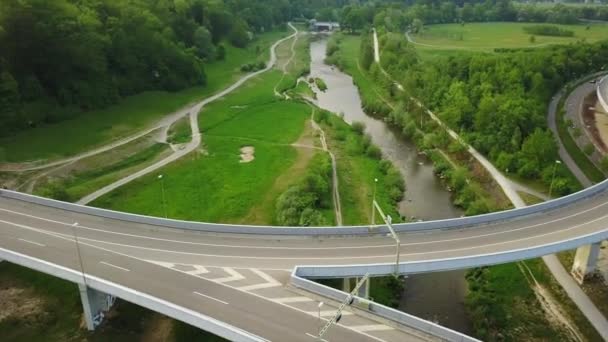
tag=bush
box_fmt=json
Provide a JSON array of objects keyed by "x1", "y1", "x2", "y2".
[
  {"x1": 351, "y1": 121, "x2": 366, "y2": 135},
  {"x1": 523, "y1": 25, "x2": 574, "y2": 37},
  {"x1": 275, "y1": 154, "x2": 332, "y2": 226},
  {"x1": 366, "y1": 144, "x2": 382, "y2": 159},
  {"x1": 584, "y1": 143, "x2": 595, "y2": 155}
]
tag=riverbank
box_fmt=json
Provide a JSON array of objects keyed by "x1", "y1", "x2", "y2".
[{"x1": 326, "y1": 30, "x2": 605, "y2": 340}]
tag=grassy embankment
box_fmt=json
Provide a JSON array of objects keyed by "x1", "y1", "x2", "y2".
[
  {"x1": 0, "y1": 31, "x2": 287, "y2": 163},
  {"x1": 335, "y1": 32, "x2": 605, "y2": 340},
  {"x1": 411, "y1": 22, "x2": 608, "y2": 60},
  {"x1": 91, "y1": 71, "x2": 310, "y2": 223}
]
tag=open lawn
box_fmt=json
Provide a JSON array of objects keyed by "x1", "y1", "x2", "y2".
[
  {"x1": 92, "y1": 71, "x2": 311, "y2": 223},
  {"x1": 0, "y1": 31, "x2": 288, "y2": 163},
  {"x1": 410, "y1": 22, "x2": 608, "y2": 56}
]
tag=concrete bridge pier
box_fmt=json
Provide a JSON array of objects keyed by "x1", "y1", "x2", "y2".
[
  {"x1": 571, "y1": 242, "x2": 601, "y2": 284},
  {"x1": 78, "y1": 283, "x2": 116, "y2": 330},
  {"x1": 342, "y1": 277, "x2": 370, "y2": 299}
]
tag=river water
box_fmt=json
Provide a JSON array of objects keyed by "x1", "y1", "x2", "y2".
[{"x1": 309, "y1": 36, "x2": 471, "y2": 334}]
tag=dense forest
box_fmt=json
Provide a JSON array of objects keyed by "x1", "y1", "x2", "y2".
[
  {"x1": 1, "y1": 0, "x2": 607, "y2": 139},
  {"x1": 0, "y1": 0, "x2": 296, "y2": 137}
]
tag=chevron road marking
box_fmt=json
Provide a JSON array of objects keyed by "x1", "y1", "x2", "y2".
[
  {"x1": 212, "y1": 267, "x2": 245, "y2": 283},
  {"x1": 238, "y1": 268, "x2": 282, "y2": 291},
  {"x1": 185, "y1": 265, "x2": 209, "y2": 276}
]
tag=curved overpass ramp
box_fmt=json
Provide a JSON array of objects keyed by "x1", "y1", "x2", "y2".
[
  {"x1": 599, "y1": 75, "x2": 608, "y2": 114},
  {"x1": 1, "y1": 179, "x2": 608, "y2": 340}
]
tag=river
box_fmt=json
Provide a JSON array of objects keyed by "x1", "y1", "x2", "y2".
[{"x1": 308, "y1": 36, "x2": 471, "y2": 334}]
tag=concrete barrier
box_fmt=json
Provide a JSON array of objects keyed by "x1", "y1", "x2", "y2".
[
  {"x1": 2, "y1": 177, "x2": 608, "y2": 236},
  {"x1": 598, "y1": 75, "x2": 608, "y2": 115},
  {"x1": 290, "y1": 268, "x2": 479, "y2": 342}
]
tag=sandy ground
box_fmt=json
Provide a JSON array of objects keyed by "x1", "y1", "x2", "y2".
[{"x1": 239, "y1": 146, "x2": 255, "y2": 163}]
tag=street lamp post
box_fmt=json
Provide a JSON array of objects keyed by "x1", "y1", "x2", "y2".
[
  {"x1": 317, "y1": 301, "x2": 324, "y2": 339},
  {"x1": 548, "y1": 160, "x2": 562, "y2": 198},
  {"x1": 158, "y1": 174, "x2": 168, "y2": 218},
  {"x1": 72, "y1": 222, "x2": 87, "y2": 285},
  {"x1": 371, "y1": 178, "x2": 378, "y2": 227}
]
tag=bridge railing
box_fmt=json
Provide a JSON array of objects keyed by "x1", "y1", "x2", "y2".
[
  {"x1": 290, "y1": 267, "x2": 480, "y2": 342},
  {"x1": 2, "y1": 177, "x2": 608, "y2": 235}
]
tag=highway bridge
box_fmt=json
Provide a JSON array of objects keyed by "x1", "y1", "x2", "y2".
[{"x1": 2, "y1": 173, "x2": 608, "y2": 341}]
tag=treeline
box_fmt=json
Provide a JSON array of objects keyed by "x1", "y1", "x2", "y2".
[
  {"x1": 0, "y1": 0, "x2": 292, "y2": 137},
  {"x1": 523, "y1": 25, "x2": 574, "y2": 37},
  {"x1": 314, "y1": 1, "x2": 608, "y2": 34},
  {"x1": 367, "y1": 18, "x2": 608, "y2": 195}
]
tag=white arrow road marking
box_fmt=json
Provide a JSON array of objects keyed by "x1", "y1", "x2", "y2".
[
  {"x1": 350, "y1": 324, "x2": 393, "y2": 332},
  {"x1": 238, "y1": 269, "x2": 281, "y2": 291},
  {"x1": 273, "y1": 296, "x2": 314, "y2": 304},
  {"x1": 17, "y1": 238, "x2": 46, "y2": 247},
  {"x1": 193, "y1": 291, "x2": 229, "y2": 305},
  {"x1": 212, "y1": 267, "x2": 245, "y2": 283}
]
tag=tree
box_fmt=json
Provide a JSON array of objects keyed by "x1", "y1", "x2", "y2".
[
  {"x1": 229, "y1": 19, "x2": 250, "y2": 48},
  {"x1": 193, "y1": 26, "x2": 215, "y2": 60}
]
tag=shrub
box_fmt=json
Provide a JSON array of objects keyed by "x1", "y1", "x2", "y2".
[{"x1": 351, "y1": 121, "x2": 366, "y2": 135}]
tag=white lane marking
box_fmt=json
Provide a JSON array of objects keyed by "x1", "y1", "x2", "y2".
[
  {"x1": 193, "y1": 291, "x2": 229, "y2": 305},
  {"x1": 3, "y1": 195, "x2": 607, "y2": 252},
  {"x1": 212, "y1": 267, "x2": 245, "y2": 283},
  {"x1": 238, "y1": 269, "x2": 281, "y2": 291},
  {"x1": 147, "y1": 260, "x2": 176, "y2": 268},
  {"x1": 17, "y1": 238, "x2": 46, "y2": 247},
  {"x1": 99, "y1": 261, "x2": 130, "y2": 272},
  {"x1": 305, "y1": 332, "x2": 328, "y2": 341},
  {"x1": 273, "y1": 296, "x2": 313, "y2": 304},
  {"x1": 4, "y1": 214, "x2": 608, "y2": 262},
  {"x1": 311, "y1": 310, "x2": 353, "y2": 317},
  {"x1": 350, "y1": 324, "x2": 393, "y2": 332}
]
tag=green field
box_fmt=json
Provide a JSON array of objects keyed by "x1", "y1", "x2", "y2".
[
  {"x1": 0, "y1": 31, "x2": 288, "y2": 163},
  {"x1": 92, "y1": 71, "x2": 312, "y2": 223},
  {"x1": 411, "y1": 22, "x2": 608, "y2": 56}
]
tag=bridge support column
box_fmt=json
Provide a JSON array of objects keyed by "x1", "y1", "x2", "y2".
[
  {"x1": 571, "y1": 242, "x2": 601, "y2": 284},
  {"x1": 342, "y1": 278, "x2": 370, "y2": 299},
  {"x1": 342, "y1": 278, "x2": 352, "y2": 292},
  {"x1": 78, "y1": 283, "x2": 115, "y2": 330},
  {"x1": 356, "y1": 277, "x2": 370, "y2": 299}
]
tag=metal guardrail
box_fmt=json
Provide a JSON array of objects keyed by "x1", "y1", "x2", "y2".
[
  {"x1": 598, "y1": 75, "x2": 608, "y2": 114},
  {"x1": 290, "y1": 268, "x2": 480, "y2": 342},
  {"x1": 2, "y1": 177, "x2": 608, "y2": 236}
]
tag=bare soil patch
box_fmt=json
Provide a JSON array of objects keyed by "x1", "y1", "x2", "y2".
[
  {"x1": 0, "y1": 286, "x2": 46, "y2": 322},
  {"x1": 239, "y1": 146, "x2": 255, "y2": 163}
]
